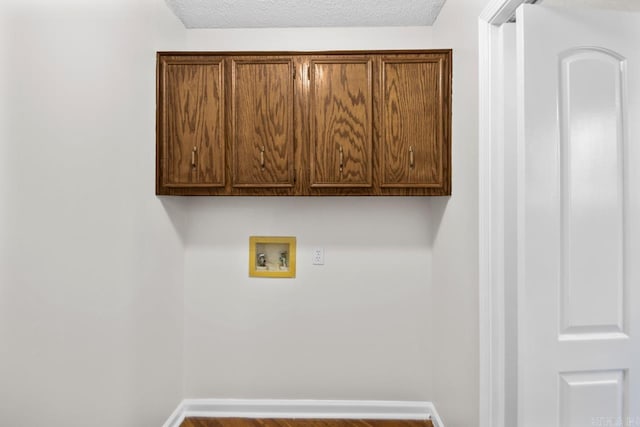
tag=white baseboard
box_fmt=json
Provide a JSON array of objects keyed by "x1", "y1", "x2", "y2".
[{"x1": 162, "y1": 399, "x2": 445, "y2": 427}]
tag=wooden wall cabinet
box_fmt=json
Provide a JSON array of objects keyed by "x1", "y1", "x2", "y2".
[
  {"x1": 157, "y1": 50, "x2": 451, "y2": 196},
  {"x1": 309, "y1": 56, "x2": 373, "y2": 189},
  {"x1": 157, "y1": 57, "x2": 225, "y2": 190},
  {"x1": 231, "y1": 57, "x2": 296, "y2": 191}
]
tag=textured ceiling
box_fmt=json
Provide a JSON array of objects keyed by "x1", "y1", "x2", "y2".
[{"x1": 165, "y1": 0, "x2": 448, "y2": 28}]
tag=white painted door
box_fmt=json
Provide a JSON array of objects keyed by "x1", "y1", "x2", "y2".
[{"x1": 517, "y1": 5, "x2": 640, "y2": 427}]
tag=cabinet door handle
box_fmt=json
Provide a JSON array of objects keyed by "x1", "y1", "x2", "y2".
[
  {"x1": 409, "y1": 146, "x2": 414, "y2": 168},
  {"x1": 191, "y1": 146, "x2": 197, "y2": 168},
  {"x1": 339, "y1": 145, "x2": 344, "y2": 174},
  {"x1": 260, "y1": 146, "x2": 265, "y2": 169}
]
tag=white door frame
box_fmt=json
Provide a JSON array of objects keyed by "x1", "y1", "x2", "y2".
[
  {"x1": 479, "y1": 2, "x2": 640, "y2": 426},
  {"x1": 478, "y1": 1, "x2": 528, "y2": 427}
]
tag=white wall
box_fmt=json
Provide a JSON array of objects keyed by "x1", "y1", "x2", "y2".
[
  {"x1": 181, "y1": 14, "x2": 483, "y2": 427},
  {"x1": 0, "y1": 2, "x2": 484, "y2": 426},
  {"x1": 181, "y1": 27, "x2": 437, "y2": 401},
  {"x1": 185, "y1": 27, "x2": 433, "y2": 51},
  {"x1": 184, "y1": 197, "x2": 435, "y2": 399},
  {"x1": 500, "y1": 22, "x2": 519, "y2": 427},
  {"x1": 0, "y1": 1, "x2": 186, "y2": 426},
  {"x1": 429, "y1": 0, "x2": 486, "y2": 426}
]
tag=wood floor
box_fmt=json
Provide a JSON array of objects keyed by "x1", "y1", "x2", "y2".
[{"x1": 180, "y1": 418, "x2": 433, "y2": 427}]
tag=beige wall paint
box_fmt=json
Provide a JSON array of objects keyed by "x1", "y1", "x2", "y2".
[
  {"x1": 430, "y1": 0, "x2": 486, "y2": 426},
  {"x1": 0, "y1": 1, "x2": 484, "y2": 426},
  {"x1": 180, "y1": 8, "x2": 482, "y2": 426},
  {"x1": 180, "y1": 27, "x2": 437, "y2": 402},
  {"x1": 183, "y1": 197, "x2": 435, "y2": 400},
  {"x1": 0, "y1": 1, "x2": 186, "y2": 426}
]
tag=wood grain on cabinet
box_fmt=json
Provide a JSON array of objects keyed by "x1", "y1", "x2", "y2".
[
  {"x1": 156, "y1": 50, "x2": 451, "y2": 196},
  {"x1": 157, "y1": 57, "x2": 225, "y2": 192},
  {"x1": 380, "y1": 54, "x2": 449, "y2": 192},
  {"x1": 309, "y1": 57, "x2": 373, "y2": 188},
  {"x1": 231, "y1": 57, "x2": 295, "y2": 188}
]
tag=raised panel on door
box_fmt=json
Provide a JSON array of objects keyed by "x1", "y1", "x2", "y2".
[
  {"x1": 558, "y1": 48, "x2": 627, "y2": 339},
  {"x1": 380, "y1": 55, "x2": 448, "y2": 189},
  {"x1": 559, "y1": 371, "x2": 626, "y2": 427},
  {"x1": 309, "y1": 57, "x2": 372, "y2": 187},
  {"x1": 231, "y1": 58, "x2": 295, "y2": 188},
  {"x1": 517, "y1": 5, "x2": 640, "y2": 425},
  {"x1": 158, "y1": 58, "x2": 225, "y2": 192}
]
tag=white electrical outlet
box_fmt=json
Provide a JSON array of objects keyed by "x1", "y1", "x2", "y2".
[{"x1": 312, "y1": 248, "x2": 325, "y2": 265}]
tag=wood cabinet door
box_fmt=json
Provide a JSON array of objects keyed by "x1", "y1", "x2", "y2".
[
  {"x1": 158, "y1": 57, "x2": 225, "y2": 191},
  {"x1": 380, "y1": 54, "x2": 450, "y2": 190},
  {"x1": 231, "y1": 58, "x2": 295, "y2": 188},
  {"x1": 309, "y1": 57, "x2": 373, "y2": 187}
]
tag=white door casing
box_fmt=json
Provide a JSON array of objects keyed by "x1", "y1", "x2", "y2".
[
  {"x1": 517, "y1": 5, "x2": 640, "y2": 427},
  {"x1": 478, "y1": 3, "x2": 526, "y2": 426}
]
